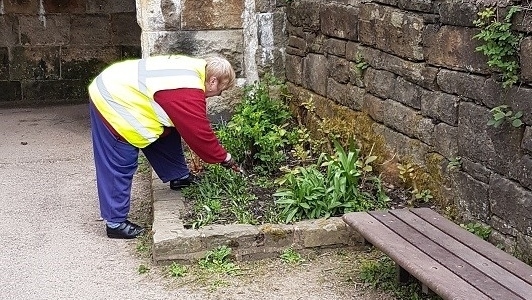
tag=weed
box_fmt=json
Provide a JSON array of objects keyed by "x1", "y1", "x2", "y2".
[
  {"x1": 168, "y1": 262, "x2": 188, "y2": 277},
  {"x1": 138, "y1": 264, "x2": 150, "y2": 274},
  {"x1": 280, "y1": 247, "x2": 304, "y2": 265},
  {"x1": 446, "y1": 157, "x2": 462, "y2": 171},
  {"x1": 359, "y1": 254, "x2": 441, "y2": 300},
  {"x1": 473, "y1": 6, "x2": 523, "y2": 88},
  {"x1": 487, "y1": 105, "x2": 524, "y2": 128},
  {"x1": 460, "y1": 222, "x2": 492, "y2": 241},
  {"x1": 199, "y1": 245, "x2": 240, "y2": 275},
  {"x1": 354, "y1": 53, "x2": 369, "y2": 73},
  {"x1": 137, "y1": 154, "x2": 151, "y2": 174}
]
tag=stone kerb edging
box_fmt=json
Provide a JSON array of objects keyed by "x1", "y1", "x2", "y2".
[{"x1": 150, "y1": 172, "x2": 364, "y2": 264}]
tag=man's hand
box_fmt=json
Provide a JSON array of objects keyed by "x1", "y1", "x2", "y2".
[{"x1": 221, "y1": 157, "x2": 245, "y2": 175}]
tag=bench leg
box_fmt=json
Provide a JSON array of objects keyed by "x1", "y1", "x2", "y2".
[{"x1": 396, "y1": 264, "x2": 412, "y2": 284}]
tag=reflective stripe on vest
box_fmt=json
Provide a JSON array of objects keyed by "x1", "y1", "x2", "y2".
[{"x1": 88, "y1": 55, "x2": 207, "y2": 148}]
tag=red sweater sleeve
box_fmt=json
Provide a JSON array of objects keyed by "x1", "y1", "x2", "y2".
[{"x1": 154, "y1": 88, "x2": 228, "y2": 163}]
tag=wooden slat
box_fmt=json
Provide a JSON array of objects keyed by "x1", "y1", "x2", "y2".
[
  {"x1": 390, "y1": 209, "x2": 532, "y2": 299},
  {"x1": 412, "y1": 208, "x2": 532, "y2": 286},
  {"x1": 369, "y1": 211, "x2": 521, "y2": 300},
  {"x1": 342, "y1": 212, "x2": 491, "y2": 300}
]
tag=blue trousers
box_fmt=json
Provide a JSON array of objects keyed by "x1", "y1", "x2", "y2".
[{"x1": 89, "y1": 104, "x2": 189, "y2": 223}]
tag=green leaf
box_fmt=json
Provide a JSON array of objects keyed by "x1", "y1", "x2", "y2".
[{"x1": 511, "y1": 119, "x2": 523, "y2": 128}]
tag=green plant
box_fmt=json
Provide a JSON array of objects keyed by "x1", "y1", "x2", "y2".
[
  {"x1": 410, "y1": 189, "x2": 433, "y2": 206},
  {"x1": 138, "y1": 264, "x2": 150, "y2": 274},
  {"x1": 487, "y1": 105, "x2": 524, "y2": 128},
  {"x1": 354, "y1": 53, "x2": 369, "y2": 72},
  {"x1": 359, "y1": 255, "x2": 442, "y2": 300},
  {"x1": 460, "y1": 222, "x2": 492, "y2": 241},
  {"x1": 274, "y1": 139, "x2": 389, "y2": 223},
  {"x1": 398, "y1": 162, "x2": 416, "y2": 183},
  {"x1": 447, "y1": 157, "x2": 462, "y2": 171},
  {"x1": 473, "y1": 6, "x2": 523, "y2": 88},
  {"x1": 280, "y1": 247, "x2": 304, "y2": 264},
  {"x1": 167, "y1": 262, "x2": 188, "y2": 277},
  {"x1": 137, "y1": 154, "x2": 151, "y2": 174},
  {"x1": 199, "y1": 246, "x2": 240, "y2": 275},
  {"x1": 216, "y1": 74, "x2": 302, "y2": 174}
]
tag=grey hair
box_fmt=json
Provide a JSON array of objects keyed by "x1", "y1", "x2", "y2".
[{"x1": 204, "y1": 55, "x2": 236, "y2": 91}]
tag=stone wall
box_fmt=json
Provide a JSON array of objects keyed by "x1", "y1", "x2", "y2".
[
  {"x1": 0, "y1": 0, "x2": 140, "y2": 106},
  {"x1": 284, "y1": 0, "x2": 532, "y2": 262}
]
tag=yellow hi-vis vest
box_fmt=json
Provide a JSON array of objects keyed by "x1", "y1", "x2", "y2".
[{"x1": 88, "y1": 55, "x2": 207, "y2": 148}]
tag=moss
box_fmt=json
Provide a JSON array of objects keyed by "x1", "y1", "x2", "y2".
[{"x1": 260, "y1": 224, "x2": 288, "y2": 241}]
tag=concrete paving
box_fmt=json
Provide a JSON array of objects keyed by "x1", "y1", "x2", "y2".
[{"x1": 0, "y1": 104, "x2": 201, "y2": 300}]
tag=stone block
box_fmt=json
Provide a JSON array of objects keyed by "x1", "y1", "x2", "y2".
[
  {"x1": 347, "y1": 85, "x2": 365, "y2": 111},
  {"x1": 285, "y1": 54, "x2": 303, "y2": 85},
  {"x1": 516, "y1": 234, "x2": 532, "y2": 265},
  {"x1": 70, "y1": 15, "x2": 112, "y2": 45},
  {"x1": 364, "y1": 68, "x2": 396, "y2": 100},
  {"x1": 3, "y1": 0, "x2": 39, "y2": 13},
  {"x1": 437, "y1": 69, "x2": 502, "y2": 108},
  {"x1": 359, "y1": 46, "x2": 438, "y2": 90},
  {"x1": 10, "y1": 46, "x2": 60, "y2": 80},
  {"x1": 86, "y1": 0, "x2": 136, "y2": 13},
  {"x1": 286, "y1": 0, "x2": 321, "y2": 32},
  {"x1": 0, "y1": 81, "x2": 22, "y2": 103},
  {"x1": 182, "y1": 0, "x2": 244, "y2": 30},
  {"x1": 421, "y1": 91, "x2": 459, "y2": 125},
  {"x1": 433, "y1": 122, "x2": 458, "y2": 159},
  {"x1": 304, "y1": 32, "x2": 325, "y2": 54},
  {"x1": 372, "y1": 123, "x2": 432, "y2": 166},
  {"x1": 458, "y1": 102, "x2": 522, "y2": 176},
  {"x1": 0, "y1": 48, "x2": 8, "y2": 80},
  {"x1": 136, "y1": 0, "x2": 180, "y2": 31},
  {"x1": 61, "y1": 46, "x2": 121, "y2": 80},
  {"x1": 288, "y1": 36, "x2": 306, "y2": 52},
  {"x1": 21, "y1": 79, "x2": 87, "y2": 103},
  {"x1": 324, "y1": 38, "x2": 346, "y2": 57},
  {"x1": 506, "y1": 85, "x2": 532, "y2": 125},
  {"x1": 523, "y1": 126, "x2": 532, "y2": 153},
  {"x1": 328, "y1": 55, "x2": 349, "y2": 84},
  {"x1": 302, "y1": 53, "x2": 327, "y2": 96},
  {"x1": 320, "y1": 3, "x2": 358, "y2": 41},
  {"x1": 514, "y1": 9, "x2": 532, "y2": 32},
  {"x1": 509, "y1": 155, "x2": 532, "y2": 190},
  {"x1": 362, "y1": 93, "x2": 385, "y2": 123},
  {"x1": 489, "y1": 215, "x2": 519, "y2": 237},
  {"x1": 359, "y1": 3, "x2": 424, "y2": 61},
  {"x1": 423, "y1": 25, "x2": 489, "y2": 73},
  {"x1": 392, "y1": 76, "x2": 423, "y2": 109},
  {"x1": 327, "y1": 78, "x2": 348, "y2": 106},
  {"x1": 461, "y1": 157, "x2": 491, "y2": 184},
  {"x1": 111, "y1": 13, "x2": 141, "y2": 45},
  {"x1": 43, "y1": 0, "x2": 85, "y2": 13},
  {"x1": 382, "y1": 99, "x2": 434, "y2": 144},
  {"x1": 439, "y1": 1, "x2": 478, "y2": 26},
  {"x1": 0, "y1": 16, "x2": 19, "y2": 47},
  {"x1": 451, "y1": 170, "x2": 490, "y2": 220},
  {"x1": 397, "y1": 0, "x2": 433, "y2": 12},
  {"x1": 143, "y1": 30, "x2": 244, "y2": 76},
  {"x1": 520, "y1": 37, "x2": 532, "y2": 83},
  {"x1": 19, "y1": 15, "x2": 70, "y2": 46},
  {"x1": 490, "y1": 174, "x2": 532, "y2": 236}
]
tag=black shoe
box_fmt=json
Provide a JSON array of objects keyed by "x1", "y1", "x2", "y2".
[
  {"x1": 170, "y1": 173, "x2": 198, "y2": 190},
  {"x1": 106, "y1": 220, "x2": 145, "y2": 239}
]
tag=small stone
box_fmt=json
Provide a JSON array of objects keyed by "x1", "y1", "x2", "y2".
[{"x1": 21, "y1": 141, "x2": 28, "y2": 145}]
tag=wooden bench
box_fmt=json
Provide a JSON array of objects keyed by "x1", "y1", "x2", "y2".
[{"x1": 342, "y1": 208, "x2": 532, "y2": 300}]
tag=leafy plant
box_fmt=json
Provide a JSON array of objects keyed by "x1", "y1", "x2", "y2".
[
  {"x1": 447, "y1": 157, "x2": 462, "y2": 171},
  {"x1": 280, "y1": 247, "x2": 304, "y2": 264},
  {"x1": 473, "y1": 6, "x2": 523, "y2": 88},
  {"x1": 410, "y1": 189, "x2": 433, "y2": 206},
  {"x1": 216, "y1": 74, "x2": 302, "y2": 174},
  {"x1": 487, "y1": 105, "x2": 524, "y2": 128},
  {"x1": 138, "y1": 264, "x2": 150, "y2": 274},
  {"x1": 274, "y1": 139, "x2": 389, "y2": 223},
  {"x1": 198, "y1": 245, "x2": 240, "y2": 275},
  {"x1": 168, "y1": 262, "x2": 188, "y2": 277},
  {"x1": 461, "y1": 222, "x2": 492, "y2": 241},
  {"x1": 354, "y1": 53, "x2": 369, "y2": 72}
]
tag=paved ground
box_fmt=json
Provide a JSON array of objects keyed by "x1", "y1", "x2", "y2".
[
  {"x1": 0, "y1": 104, "x2": 200, "y2": 299},
  {"x1": 0, "y1": 104, "x2": 393, "y2": 300}
]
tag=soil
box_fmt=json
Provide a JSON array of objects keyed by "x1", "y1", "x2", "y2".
[{"x1": 128, "y1": 166, "x2": 397, "y2": 300}]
